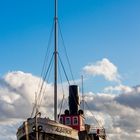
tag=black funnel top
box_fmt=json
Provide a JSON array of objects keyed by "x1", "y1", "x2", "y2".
[{"x1": 69, "y1": 85, "x2": 79, "y2": 115}]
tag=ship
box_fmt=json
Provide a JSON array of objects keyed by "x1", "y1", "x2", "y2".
[{"x1": 16, "y1": 0, "x2": 107, "y2": 140}]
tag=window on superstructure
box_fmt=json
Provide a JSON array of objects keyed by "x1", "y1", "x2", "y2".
[
  {"x1": 65, "y1": 117, "x2": 71, "y2": 125},
  {"x1": 60, "y1": 117, "x2": 63, "y2": 124},
  {"x1": 73, "y1": 117, "x2": 78, "y2": 125}
]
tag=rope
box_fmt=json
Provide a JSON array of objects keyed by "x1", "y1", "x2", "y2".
[
  {"x1": 58, "y1": 21, "x2": 75, "y2": 84},
  {"x1": 58, "y1": 54, "x2": 70, "y2": 85},
  {"x1": 58, "y1": 62, "x2": 65, "y2": 121},
  {"x1": 38, "y1": 56, "x2": 54, "y2": 108},
  {"x1": 30, "y1": 21, "x2": 54, "y2": 117},
  {"x1": 84, "y1": 101, "x2": 102, "y2": 127},
  {"x1": 36, "y1": 21, "x2": 54, "y2": 95},
  {"x1": 37, "y1": 54, "x2": 54, "y2": 108},
  {"x1": 31, "y1": 16, "x2": 77, "y2": 119}
]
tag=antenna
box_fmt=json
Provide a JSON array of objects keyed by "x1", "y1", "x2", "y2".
[{"x1": 81, "y1": 75, "x2": 85, "y2": 113}]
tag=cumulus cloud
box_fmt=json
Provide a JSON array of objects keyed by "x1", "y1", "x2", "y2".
[
  {"x1": 81, "y1": 86, "x2": 140, "y2": 140},
  {"x1": 0, "y1": 71, "x2": 60, "y2": 120},
  {"x1": 83, "y1": 58, "x2": 121, "y2": 82},
  {"x1": 0, "y1": 71, "x2": 74, "y2": 135},
  {"x1": 83, "y1": 89, "x2": 140, "y2": 140},
  {"x1": 104, "y1": 84, "x2": 133, "y2": 93},
  {"x1": 115, "y1": 85, "x2": 140, "y2": 109},
  {"x1": 0, "y1": 71, "x2": 38, "y2": 119},
  {"x1": 0, "y1": 71, "x2": 66, "y2": 139},
  {"x1": 0, "y1": 119, "x2": 21, "y2": 140},
  {"x1": 0, "y1": 71, "x2": 140, "y2": 140}
]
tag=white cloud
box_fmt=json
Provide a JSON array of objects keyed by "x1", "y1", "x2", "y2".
[
  {"x1": 0, "y1": 71, "x2": 140, "y2": 140},
  {"x1": 0, "y1": 71, "x2": 56, "y2": 139},
  {"x1": 0, "y1": 71, "x2": 72, "y2": 119},
  {"x1": 83, "y1": 58, "x2": 121, "y2": 82},
  {"x1": 104, "y1": 84, "x2": 133, "y2": 93},
  {"x1": 115, "y1": 85, "x2": 140, "y2": 109},
  {"x1": 0, "y1": 71, "x2": 56, "y2": 120},
  {"x1": 83, "y1": 90, "x2": 140, "y2": 140}
]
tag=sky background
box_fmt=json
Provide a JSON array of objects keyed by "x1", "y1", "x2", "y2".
[
  {"x1": 0, "y1": 0, "x2": 140, "y2": 140},
  {"x1": 0, "y1": 0, "x2": 140, "y2": 89}
]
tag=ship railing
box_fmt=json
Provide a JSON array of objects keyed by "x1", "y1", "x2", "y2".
[{"x1": 88, "y1": 125, "x2": 106, "y2": 136}]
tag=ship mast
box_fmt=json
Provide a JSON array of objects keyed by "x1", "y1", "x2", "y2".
[{"x1": 54, "y1": 0, "x2": 58, "y2": 121}]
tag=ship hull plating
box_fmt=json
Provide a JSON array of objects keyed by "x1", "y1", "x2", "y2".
[{"x1": 17, "y1": 118, "x2": 78, "y2": 140}]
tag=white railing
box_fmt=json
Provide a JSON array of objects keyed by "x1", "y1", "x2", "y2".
[{"x1": 88, "y1": 125, "x2": 106, "y2": 136}]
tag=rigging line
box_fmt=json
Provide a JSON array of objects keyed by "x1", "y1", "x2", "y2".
[
  {"x1": 58, "y1": 53, "x2": 80, "y2": 108},
  {"x1": 81, "y1": 75, "x2": 85, "y2": 111},
  {"x1": 58, "y1": 21, "x2": 75, "y2": 84},
  {"x1": 30, "y1": 104, "x2": 35, "y2": 118},
  {"x1": 58, "y1": 62, "x2": 65, "y2": 121},
  {"x1": 36, "y1": 21, "x2": 54, "y2": 96},
  {"x1": 37, "y1": 54, "x2": 54, "y2": 106},
  {"x1": 37, "y1": 54, "x2": 54, "y2": 107},
  {"x1": 38, "y1": 57, "x2": 54, "y2": 108},
  {"x1": 63, "y1": 97, "x2": 68, "y2": 111},
  {"x1": 38, "y1": 53, "x2": 54, "y2": 106},
  {"x1": 58, "y1": 53, "x2": 70, "y2": 85},
  {"x1": 58, "y1": 94, "x2": 64, "y2": 121},
  {"x1": 58, "y1": 54, "x2": 81, "y2": 109},
  {"x1": 30, "y1": 92, "x2": 38, "y2": 117},
  {"x1": 58, "y1": 94, "x2": 65, "y2": 121},
  {"x1": 31, "y1": 22, "x2": 54, "y2": 116},
  {"x1": 84, "y1": 101, "x2": 102, "y2": 127}
]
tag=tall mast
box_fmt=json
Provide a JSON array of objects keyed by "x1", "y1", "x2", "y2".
[{"x1": 54, "y1": 0, "x2": 58, "y2": 121}]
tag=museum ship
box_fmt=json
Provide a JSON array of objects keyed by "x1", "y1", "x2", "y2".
[{"x1": 16, "y1": 0, "x2": 106, "y2": 140}]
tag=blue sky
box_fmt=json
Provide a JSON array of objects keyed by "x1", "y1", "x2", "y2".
[
  {"x1": 1, "y1": 1, "x2": 140, "y2": 140},
  {"x1": 0, "y1": 0, "x2": 140, "y2": 91}
]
